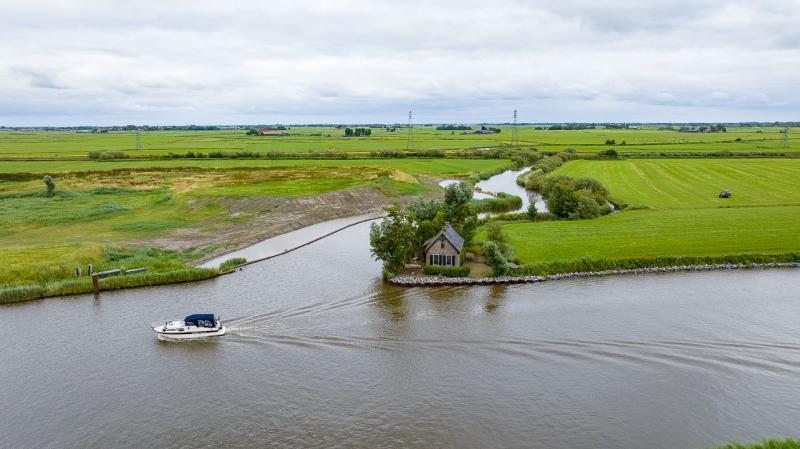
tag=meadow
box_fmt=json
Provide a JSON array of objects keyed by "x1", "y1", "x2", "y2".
[
  {"x1": 0, "y1": 126, "x2": 792, "y2": 159},
  {"x1": 553, "y1": 159, "x2": 800, "y2": 209},
  {"x1": 492, "y1": 158, "x2": 800, "y2": 268},
  {"x1": 0, "y1": 158, "x2": 509, "y2": 301},
  {"x1": 0, "y1": 157, "x2": 511, "y2": 176}
]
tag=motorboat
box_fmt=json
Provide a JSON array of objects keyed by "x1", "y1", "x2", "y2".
[{"x1": 152, "y1": 314, "x2": 225, "y2": 339}]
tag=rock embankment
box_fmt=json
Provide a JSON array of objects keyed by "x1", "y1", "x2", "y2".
[{"x1": 388, "y1": 262, "x2": 800, "y2": 286}]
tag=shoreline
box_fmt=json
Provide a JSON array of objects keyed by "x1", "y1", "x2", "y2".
[{"x1": 388, "y1": 262, "x2": 800, "y2": 287}]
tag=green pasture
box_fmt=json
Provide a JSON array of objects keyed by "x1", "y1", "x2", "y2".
[
  {"x1": 0, "y1": 157, "x2": 511, "y2": 177},
  {"x1": 0, "y1": 126, "x2": 792, "y2": 158},
  {"x1": 551, "y1": 159, "x2": 800, "y2": 209},
  {"x1": 502, "y1": 207, "x2": 800, "y2": 264},
  {"x1": 491, "y1": 158, "x2": 800, "y2": 267}
]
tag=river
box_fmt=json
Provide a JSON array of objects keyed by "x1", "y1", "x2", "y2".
[
  {"x1": 2, "y1": 220, "x2": 800, "y2": 449},
  {"x1": 440, "y1": 167, "x2": 547, "y2": 214}
]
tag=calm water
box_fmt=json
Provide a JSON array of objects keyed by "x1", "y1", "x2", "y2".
[
  {"x1": 440, "y1": 168, "x2": 544, "y2": 215},
  {"x1": 3, "y1": 222, "x2": 800, "y2": 448}
]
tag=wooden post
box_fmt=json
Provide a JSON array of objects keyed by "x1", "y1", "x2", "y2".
[{"x1": 91, "y1": 274, "x2": 99, "y2": 295}]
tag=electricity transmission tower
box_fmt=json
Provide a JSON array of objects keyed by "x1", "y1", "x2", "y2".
[
  {"x1": 135, "y1": 128, "x2": 142, "y2": 151},
  {"x1": 511, "y1": 109, "x2": 519, "y2": 146},
  {"x1": 406, "y1": 110, "x2": 413, "y2": 150},
  {"x1": 782, "y1": 127, "x2": 790, "y2": 148}
]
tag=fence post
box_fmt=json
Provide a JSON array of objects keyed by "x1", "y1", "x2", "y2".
[{"x1": 92, "y1": 274, "x2": 99, "y2": 295}]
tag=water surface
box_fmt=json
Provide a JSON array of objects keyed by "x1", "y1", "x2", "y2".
[{"x1": 2, "y1": 222, "x2": 800, "y2": 448}]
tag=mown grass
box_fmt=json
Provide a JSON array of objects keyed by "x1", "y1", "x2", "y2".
[
  {"x1": 499, "y1": 207, "x2": 800, "y2": 264},
  {"x1": 552, "y1": 159, "x2": 800, "y2": 209},
  {"x1": 0, "y1": 126, "x2": 792, "y2": 158},
  {"x1": 482, "y1": 158, "x2": 800, "y2": 269}
]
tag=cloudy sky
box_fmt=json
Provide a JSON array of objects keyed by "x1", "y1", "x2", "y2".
[{"x1": 1, "y1": 0, "x2": 798, "y2": 125}]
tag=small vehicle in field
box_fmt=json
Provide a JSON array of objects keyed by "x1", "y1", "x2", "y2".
[{"x1": 719, "y1": 189, "x2": 732, "y2": 199}]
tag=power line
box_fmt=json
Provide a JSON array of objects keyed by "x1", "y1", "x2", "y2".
[
  {"x1": 782, "y1": 127, "x2": 790, "y2": 148},
  {"x1": 135, "y1": 128, "x2": 142, "y2": 151},
  {"x1": 406, "y1": 110, "x2": 413, "y2": 150},
  {"x1": 511, "y1": 109, "x2": 519, "y2": 146}
]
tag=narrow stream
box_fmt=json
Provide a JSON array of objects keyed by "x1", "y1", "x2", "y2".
[{"x1": 440, "y1": 167, "x2": 547, "y2": 214}]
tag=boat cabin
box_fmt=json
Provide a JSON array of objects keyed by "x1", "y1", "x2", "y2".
[
  {"x1": 183, "y1": 314, "x2": 218, "y2": 328},
  {"x1": 422, "y1": 223, "x2": 464, "y2": 267}
]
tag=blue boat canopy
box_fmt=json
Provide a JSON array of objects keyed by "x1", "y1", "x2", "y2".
[{"x1": 184, "y1": 314, "x2": 217, "y2": 327}]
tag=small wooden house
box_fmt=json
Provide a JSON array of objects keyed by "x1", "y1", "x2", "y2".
[{"x1": 422, "y1": 223, "x2": 464, "y2": 267}]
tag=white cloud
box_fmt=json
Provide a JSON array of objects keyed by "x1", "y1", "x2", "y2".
[{"x1": 0, "y1": 0, "x2": 798, "y2": 125}]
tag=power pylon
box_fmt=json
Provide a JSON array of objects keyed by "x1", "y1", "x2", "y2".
[
  {"x1": 511, "y1": 109, "x2": 519, "y2": 146},
  {"x1": 135, "y1": 128, "x2": 142, "y2": 151},
  {"x1": 406, "y1": 110, "x2": 413, "y2": 150},
  {"x1": 782, "y1": 127, "x2": 790, "y2": 148}
]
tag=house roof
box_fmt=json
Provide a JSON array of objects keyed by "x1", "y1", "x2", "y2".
[{"x1": 423, "y1": 223, "x2": 464, "y2": 253}]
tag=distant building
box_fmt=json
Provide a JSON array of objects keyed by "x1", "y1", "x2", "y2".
[
  {"x1": 422, "y1": 223, "x2": 464, "y2": 267},
  {"x1": 257, "y1": 129, "x2": 289, "y2": 136}
]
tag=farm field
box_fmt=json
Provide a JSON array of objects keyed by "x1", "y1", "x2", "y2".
[
  {"x1": 495, "y1": 158, "x2": 800, "y2": 266},
  {"x1": 0, "y1": 157, "x2": 511, "y2": 176},
  {"x1": 503, "y1": 207, "x2": 800, "y2": 263},
  {"x1": 551, "y1": 159, "x2": 800, "y2": 209},
  {"x1": 0, "y1": 126, "x2": 792, "y2": 158}
]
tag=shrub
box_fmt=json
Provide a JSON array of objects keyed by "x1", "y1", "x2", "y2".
[
  {"x1": 482, "y1": 240, "x2": 510, "y2": 275},
  {"x1": 599, "y1": 148, "x2": 619, "y2": 159},
  {"x1": 219, "y1": 257, "x2": 246, "y2": 272},
  {"x1": 423, "y1": 265, "x2": 470, "y2": 277},
  {"x1": 485, "y1": 221, "x2": 506, "y2": 245},
  {"x1": 43, "y1": 175, "x2": 55, "y2": 196},
  {"x1": 546, "y1": 184, "x2": 605, "y2": 219}
]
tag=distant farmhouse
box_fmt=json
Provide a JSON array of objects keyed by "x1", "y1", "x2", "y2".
[
  {"x1": 423, "y1": 223, "x2": 464, "y2": 267},
  {"x1": 257, "y1": 129, "x2": 289, "y2": 136}
]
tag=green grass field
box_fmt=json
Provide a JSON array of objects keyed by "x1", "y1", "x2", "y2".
[
  {"x1": 0, "y1": 126, "x2": 793, "y2": 158},
  {"x1": 492, "y1": 158, "x2": 800, "y2": 267},
  {"x1": 0, "y1": 157, "x2": 511, "y2": 177},
  {"x1": 0, "y1": 156, "x2": 512, "y2": 300},
  {"x1": 552, "y1": 159, "x2": 800, "y2": 209},
  {"x1": 503, "y1": 207, "x2": 800, "y2": 263}
]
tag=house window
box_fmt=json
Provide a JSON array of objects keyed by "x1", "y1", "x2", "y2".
[{"x1": 429, "y1": 255, "x2": 433, "y2": 265}]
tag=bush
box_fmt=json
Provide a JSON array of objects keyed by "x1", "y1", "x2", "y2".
[
  {"x1": 423, "y1": 265, "x2": 470, "y2": 277},
  {"x1": 546, "y1": 184, "x2": 605, "y2": 219},
  {"x1": 482, "y1": 241, "x2": 510, "y2": 275},
  {"x1": 599, "y1": 148, "x2": 619, "y2": 159},
  {"x1": 219, "y1": 257, "x2": 246, "y2": 272},
  {"x1": 43, "y1": 175, "x2": 55, "y2": 196}
]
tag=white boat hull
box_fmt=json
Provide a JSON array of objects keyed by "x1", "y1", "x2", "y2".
[{"x1": 153, "y1": 325, "x2": 226, "y2": 340}]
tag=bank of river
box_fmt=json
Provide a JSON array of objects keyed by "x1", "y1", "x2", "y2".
[
  {"x1": 439, "y1": 167, "x2": 546, "y2": 214},
  {"x1": 2, "y1": 220, "x2": 800, "y2": 449}
]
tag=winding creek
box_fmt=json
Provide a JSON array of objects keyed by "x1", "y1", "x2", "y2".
[
  {"x1": 440, "y1": 167, "x2": 547, "y2": 214},
  {"x1": 3, "y1": 170, "x2": 800, "y2": 448}
]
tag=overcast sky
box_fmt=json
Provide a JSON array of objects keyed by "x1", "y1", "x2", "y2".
[{"x1": 1, "y1": 0, "x2": 798, "y2": 125}]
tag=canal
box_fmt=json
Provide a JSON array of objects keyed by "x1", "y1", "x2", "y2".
[{"x1": 2, "y1": 221, "x2": 800, "y2": 448}]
